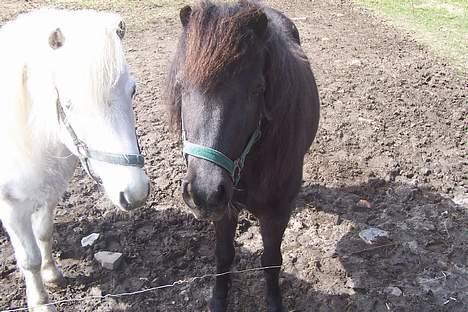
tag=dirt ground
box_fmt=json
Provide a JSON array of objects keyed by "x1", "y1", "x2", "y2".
[{"x1": 0, "y1": 0, "x2": 467, "y2": 311}]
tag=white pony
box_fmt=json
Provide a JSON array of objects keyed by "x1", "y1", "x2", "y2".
[{"x1": 0, "y1": 9, "x2": 150, "y2": 311}]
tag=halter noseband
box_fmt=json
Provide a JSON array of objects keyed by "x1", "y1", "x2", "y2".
[
  {"x1": 56, "y1": 94, "x2": 144, "y2": 184},
  {"x1": 182, "y1": 120, "x2": 262, "y2": 185}
]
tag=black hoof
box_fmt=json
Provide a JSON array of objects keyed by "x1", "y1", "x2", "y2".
[
  {"x1": 209, "y1": 296, "x2": 227, "y2": 312},
  {"x1": 267, "y1": 305, "x2": 286, "y2": 312},
  {"x1": 266, "y1": 299, "x2": 285, "y2": 312}
]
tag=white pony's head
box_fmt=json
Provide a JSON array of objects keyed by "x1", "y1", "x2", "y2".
[{"x1": 22, "y1": 9, "x2": 150, "y2": 209}]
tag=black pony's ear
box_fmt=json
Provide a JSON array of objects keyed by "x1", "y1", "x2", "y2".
[
  {"x1": 248, "y1": 10, "x2": 268, "y2": 39},
  {"x1": 180, "y1": 5, "x2": 192, "y2": 27}
]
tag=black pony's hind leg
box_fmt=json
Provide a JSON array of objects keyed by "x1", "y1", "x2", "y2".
[
  {"x1": 259, "y1": 210, "x2": 291, "y2": 312},
  {"x1": 209, "y1": 212, "x2": 239, "y2": 312}
]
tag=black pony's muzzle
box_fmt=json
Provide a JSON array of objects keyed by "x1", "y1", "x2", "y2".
[{"x1": 181, "y1": 162, "x2": 232, "y2": 221}]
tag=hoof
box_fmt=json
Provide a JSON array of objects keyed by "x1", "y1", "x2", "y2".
[
  {"x1": 267, "y1": 305, "x2": 286, "y2": 312},
  {"x1": 209, "y1": 296, "x2": 227, "y2": 312},
  {"x1": 42, "y1": 266, "x2": 66, "y2": 289},
  {"x1": 266, "y1": 299, "x2": 285, "y2": 312}
]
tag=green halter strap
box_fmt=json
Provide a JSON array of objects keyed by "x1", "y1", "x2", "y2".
[
  {"x1": 183, "y1": 121, "x2": 262, "y2": 185},
  {"x1": 56, "y1": 93, "x2": 145, "y2": 184}
]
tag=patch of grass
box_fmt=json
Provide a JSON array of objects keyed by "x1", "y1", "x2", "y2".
[{"x1": 355, "y1": 0, "x2": 468, "y2": 73}]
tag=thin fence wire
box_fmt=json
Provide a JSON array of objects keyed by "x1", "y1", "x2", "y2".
[
  {"x1": 1, "y1": 243, "x2": 402, "y2": 312},
  {"x1": 0, "y1": 265, "x2": 282, "y2": 312}
]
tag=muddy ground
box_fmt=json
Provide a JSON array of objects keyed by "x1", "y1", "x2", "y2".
[{"x1": 0, "y1": 0, "x2": 467, "y2": 311}]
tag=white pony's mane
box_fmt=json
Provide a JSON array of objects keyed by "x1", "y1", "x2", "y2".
[{"x1": 0, "y1": 9, "x2": 126, "y2": 157}]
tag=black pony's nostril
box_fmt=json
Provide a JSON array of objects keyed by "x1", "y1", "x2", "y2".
[
  {"x1": 182, "y1": 180, "x2": 198, "y2": 206},
  {"x1": 119, "y1": 192, "x2": 129, "y2": 209},
  {"x1": 182, "y1": 177, "x2": 230, "y2": 211},
  {"x1": 182, "y1": 180, "x2": 191, "y2": 198}
]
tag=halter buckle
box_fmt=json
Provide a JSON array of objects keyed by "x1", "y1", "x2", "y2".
[
  {"x1": 75, "y1": 141, "x2": 89, "y2": 158},
  {"x1": 232, "y1": 160, "x2": 242, "y2": 184}
]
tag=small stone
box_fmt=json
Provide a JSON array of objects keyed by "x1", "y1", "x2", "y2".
[
  {"x1": 405, "y1": 240, "x2": 419, "y2": 253},
  {"x1": 347, "y1": 271, "x2": 367, "y2": 289},
  {"x1": 391, "y1": 184, "x2": 419, "y2": 202},
  {"x1": 421, "y1": 168, "x2": 432, "y2": 176},
  {"x1": 155, "y1": 176, "x2": 170, "y2": 190},
  {"x1": 359, "y1": 227, "x2": 390, "y2": 245},
  {"x1": 349, "y1": 58, "x2": 362, "y2": 66},
  {"x1": 94, "y1": 251, "x2": 123, "y2": 270},
  {"x1": 453, "y1": 195, "x2": 468, "y2": 208},
  {"x1": 89, "y1": 286, "x2": 102, "y2": 297},
  {"x1": 357, "y1": 199, "x2": 373, "y2": 209},
  {"x1": 180, "y1": 290, "x2": 190, "y2": 302},
  {"x1": 81, "y1": 233, "x2": 100, "y2": 247},
  {"x1": 334, "y1": 215, "x2": 343, "y2": 225},
  {"x1": 385, "y1": 286, "x2": 403, "y2": 296}
]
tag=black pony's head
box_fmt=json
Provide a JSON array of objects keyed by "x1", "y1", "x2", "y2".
[
  {"x1": 167, "y1": 0, "x2": 317, "y2": 221},
  {"x1": 169, "y1": 1, "x2": 269, "y2": 220}
]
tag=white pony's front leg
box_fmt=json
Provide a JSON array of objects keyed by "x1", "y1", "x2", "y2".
[
  {"x1": 0, "y1": 200, "x2": 55, "y2": 312},
  {"x1": 32, "y1": 201, "x2": 65, "y2": 288}
]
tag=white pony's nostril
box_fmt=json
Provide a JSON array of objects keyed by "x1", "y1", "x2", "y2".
[{"x1": 119, "y1": 191, "x2": 130, "y2": 209}]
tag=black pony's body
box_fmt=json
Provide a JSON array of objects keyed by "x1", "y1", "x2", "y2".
[
  {"x1": 167, "y1": 1, "x2": 320, "y2": 311},
  {"x1": 239, "y1": 7, "x2": 317, "y2": 210}
]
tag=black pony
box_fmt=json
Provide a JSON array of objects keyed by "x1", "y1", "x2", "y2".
[{"x1": 166, "y1": 1, "x2": 320, "y2": 311}]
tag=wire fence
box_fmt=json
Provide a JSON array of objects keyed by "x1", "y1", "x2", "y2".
[
  {"x1": 3, "y1": 242, "x2": 460, "y2": 311},
  {"x1": 0, "y1": 265, "x2": 282, "y2": 312},
  {"x1": 1, "y1": 243, "x2": 403, "y2": 312}
]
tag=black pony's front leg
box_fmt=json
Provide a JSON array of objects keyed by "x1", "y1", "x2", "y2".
[
  {"x1": 259, "y1": 210, "x2": 291, "y2": 312},
  {"x1": 209, "y1": 212, "x2": 239, "y2": 312}
]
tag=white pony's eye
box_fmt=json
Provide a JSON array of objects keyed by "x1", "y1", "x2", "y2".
[{"x1": 131, "y1": 85, "x2": 137, "y2": 98}]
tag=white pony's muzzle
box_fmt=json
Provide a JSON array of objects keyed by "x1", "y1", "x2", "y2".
[{"x1": 98, "y1": 164, "x2": 150, "y2": 210}]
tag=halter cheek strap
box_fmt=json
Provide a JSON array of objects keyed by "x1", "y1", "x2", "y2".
[{"x1": 56, "y1": 96, "x2": 145, "y2": 184}]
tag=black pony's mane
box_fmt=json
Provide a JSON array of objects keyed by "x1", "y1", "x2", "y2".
[{"x1": 184, "y1": 1, "x2": 265, "y2": 91}]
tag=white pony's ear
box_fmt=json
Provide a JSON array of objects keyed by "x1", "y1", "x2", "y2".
[
  {"x1": 49, "y1": 28, "x2": 64, "y2": 49},
  {"x1": 116, "y1": 20, "x2": 126, "y2": 39}
]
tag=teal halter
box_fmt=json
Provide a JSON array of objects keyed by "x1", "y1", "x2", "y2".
[
  {"x1": 56, "y1": 92, "x2": 145, "y2": 184},
  {"x1": 183, "y1": 121, "x2": 262, "y2": 185}
]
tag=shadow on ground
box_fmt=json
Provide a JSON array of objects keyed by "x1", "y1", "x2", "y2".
[{"x1": 1, "y1": 179, "x2": 466, "y2": 312}]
